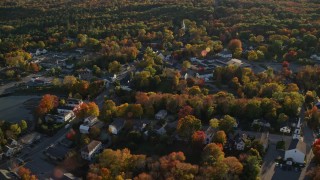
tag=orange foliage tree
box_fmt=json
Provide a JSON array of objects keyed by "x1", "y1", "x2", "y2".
[
  {"x1": 18, "y1": 167, "x2": 38, "y2": 180},
  {"x1": 36, "y1": 94, "x2": 58, "y2": 116},
  {"x1": 76, "y1": 102, "x2": 99, "y2": 118}
]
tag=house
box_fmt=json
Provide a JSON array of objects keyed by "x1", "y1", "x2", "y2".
[
  {"x1": 204, "y1": 126, "x2": 216, "y2": 144},
  {"x1": 79, "y1": 116, "x2": 100, "y2": 134},
  {"x1": 284, "y1": 139, "x2": 306, "y2": 164},
  {"x1": 79, "y1": 125, "x2": 90, "y2": 134},
  {"x1": 155, "y1": 110, "x2": 168, "y2": 120},
  {"x1": 280, "y1": 126, "x2": 291, "y2": 134},
  {"x1": 57, "y1": 106, "x2": 77, "y2": 114},
  {"x1": 217, "y1": 49, "x2": 232, "y2": 59},
  {"x1": 66, "y1": 98, "x2": 83, "y2": 108},
  {"x1": 84, "y1": 116, "x2": 98, "y2": 126},
  {"x1": 7, "y1": 138, "x2": 18, "y2": 146},
  {"x1": 35, "y1": 49, "x2": 47, "y2": 56},
  {"x1": 109, "y1": 118, "x2": 126, "y2": 135},
  {"x1": 4, "y1": 146, "x2": 16, "y2": 157},
  {"x1": 252, "y1": 119, "x2": 271, "y2": 128},
  {"x1": 235, "y1": 138, "x2": 246, "y2": 151},
  {"x1": 81, "y1": 140, "x2": 102, "y2": 161},
  {"x1": 20, "y1": 132, "x2": 41, "y2": 145},
  {"x1": 0, "y1": 169, "x2": 14, "y2": 179},
  {"x1": 310, "y1": 54, "x2": 320, "y2": 62},
  {"x1": 77, "y1": 68, "x2": 94, "y2": 80},
  {"x1": 3, "y1": 139, "x2": 22, "y2": 157},
  {"x1": 227, "y1": 59, "x2": 251, "y2": 68},
  {"x1": 234, "y1": 134, "x2": 247, "y2": 151},
  {"x1": 46, "y1": 111, "x2": 74, "y2": 123}
]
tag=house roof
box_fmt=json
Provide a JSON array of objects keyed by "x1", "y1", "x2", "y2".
[
  {"x1": 57, "y1": 106, "x2": 75, "y2": 110},
  {"x1": 82, "y1": 140, "x2": 101, "y2": 153},
  {"x1": 0, "y1": 169, "x2": 13, "y2": 179},
  {"x1": 110, "y1": 118, "x2": 126, "y2": 129},
  {"x1": 288, "y1": 139, "x2": 306, "y2": 154}
]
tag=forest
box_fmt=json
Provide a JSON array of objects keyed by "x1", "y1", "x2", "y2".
[{"x1": 1, "y1": 0, "x2": 320, "y2": 179}]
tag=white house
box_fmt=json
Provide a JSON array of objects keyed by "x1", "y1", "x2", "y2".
[
  {"x1": 284, "y1": 139, "x2": 306, "y2": 164},
  {"x1": 109, "y1": 119, "x2": 125, "y2": 135},
  {"x1": 81, "y1": 140, "x2": 102, "y2": 161},
  {"x1": 280, "y1": 126, "x2": 291, "y2": 134},
  {"x1": 155, "y1": 110, "x2": 168, "y2": 120}
]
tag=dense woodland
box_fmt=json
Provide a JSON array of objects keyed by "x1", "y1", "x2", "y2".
[{"x1": 1, "y1": 0, "x2": 320, "y2": 179}]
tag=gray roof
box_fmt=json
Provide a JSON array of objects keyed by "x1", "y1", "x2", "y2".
[{"x1": 288, "y1": 139, "x2": 306, "y2": 154}]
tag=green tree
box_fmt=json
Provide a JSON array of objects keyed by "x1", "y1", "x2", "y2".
[
  {"x1": 10, "y1": 124, "x2": 21, "y2": 136},
  {"x1": 20, "y1": 120, "x2": 28, "y2": 132}
]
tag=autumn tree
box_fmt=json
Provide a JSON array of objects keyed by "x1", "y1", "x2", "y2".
[
  {"x1": 247, "y1": 50, "x2": 258, "y2": 61},
  {"x1": 219, "y1": 115, "x2": 236, "y2": 134},
  {"x1": 178, "y1": 105, "x2": 194, "y2": 119},
  {"x1": 76, "y1": 102, "x2": 100, "y2": 118},
  {"x1": 63, "y1": 75, "x2": 77, "y2": 90},
  {"x1": 36, "y1": 94, "x2": 59, "y2": 116},
  {"x1": 202, "y1": 143, "x2": 224, "y2": 165},
  {"x1": 209, "y1": 118, "x2": 219, "y2": 128},
  {"x1": 97, "y1": 148, "x2": 146, "y2": 178},
  {"x1": 10, "y1": 124, "x2": 21, "y2": 137},
  {"x1": 100, "y1": 100, "x2": 117, "y2": 122},
  {"x1": 213, "y1": 130, "x2": 227, "y2": 145},
  {"x1": 20, "y1": 120, "x2": 27, "y2": 132},
  {"x1": 192, "y1": 130, "x2": 205, "y2": 146},
  {"x1": 223, "y1": 156, "x2": 243, "y2": 179},
  {"x1": 240, "y1": 155, "x2": 261, "y2": 180},
  {"x1": 17, "y1": 167, "x2": 38, "y2": 180},
  {"x1": 108, "y1": 61, "x2": 121, "y2": 74},
  {"x1": 177, "y1": 115, "x2": 202, "y2": 140},
  {"x1": 228, "y1": 39, "x2": 242, "y2": 53},
  {"x1": 312, "y1": 139, "x2": 320, "y2": 162}
]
